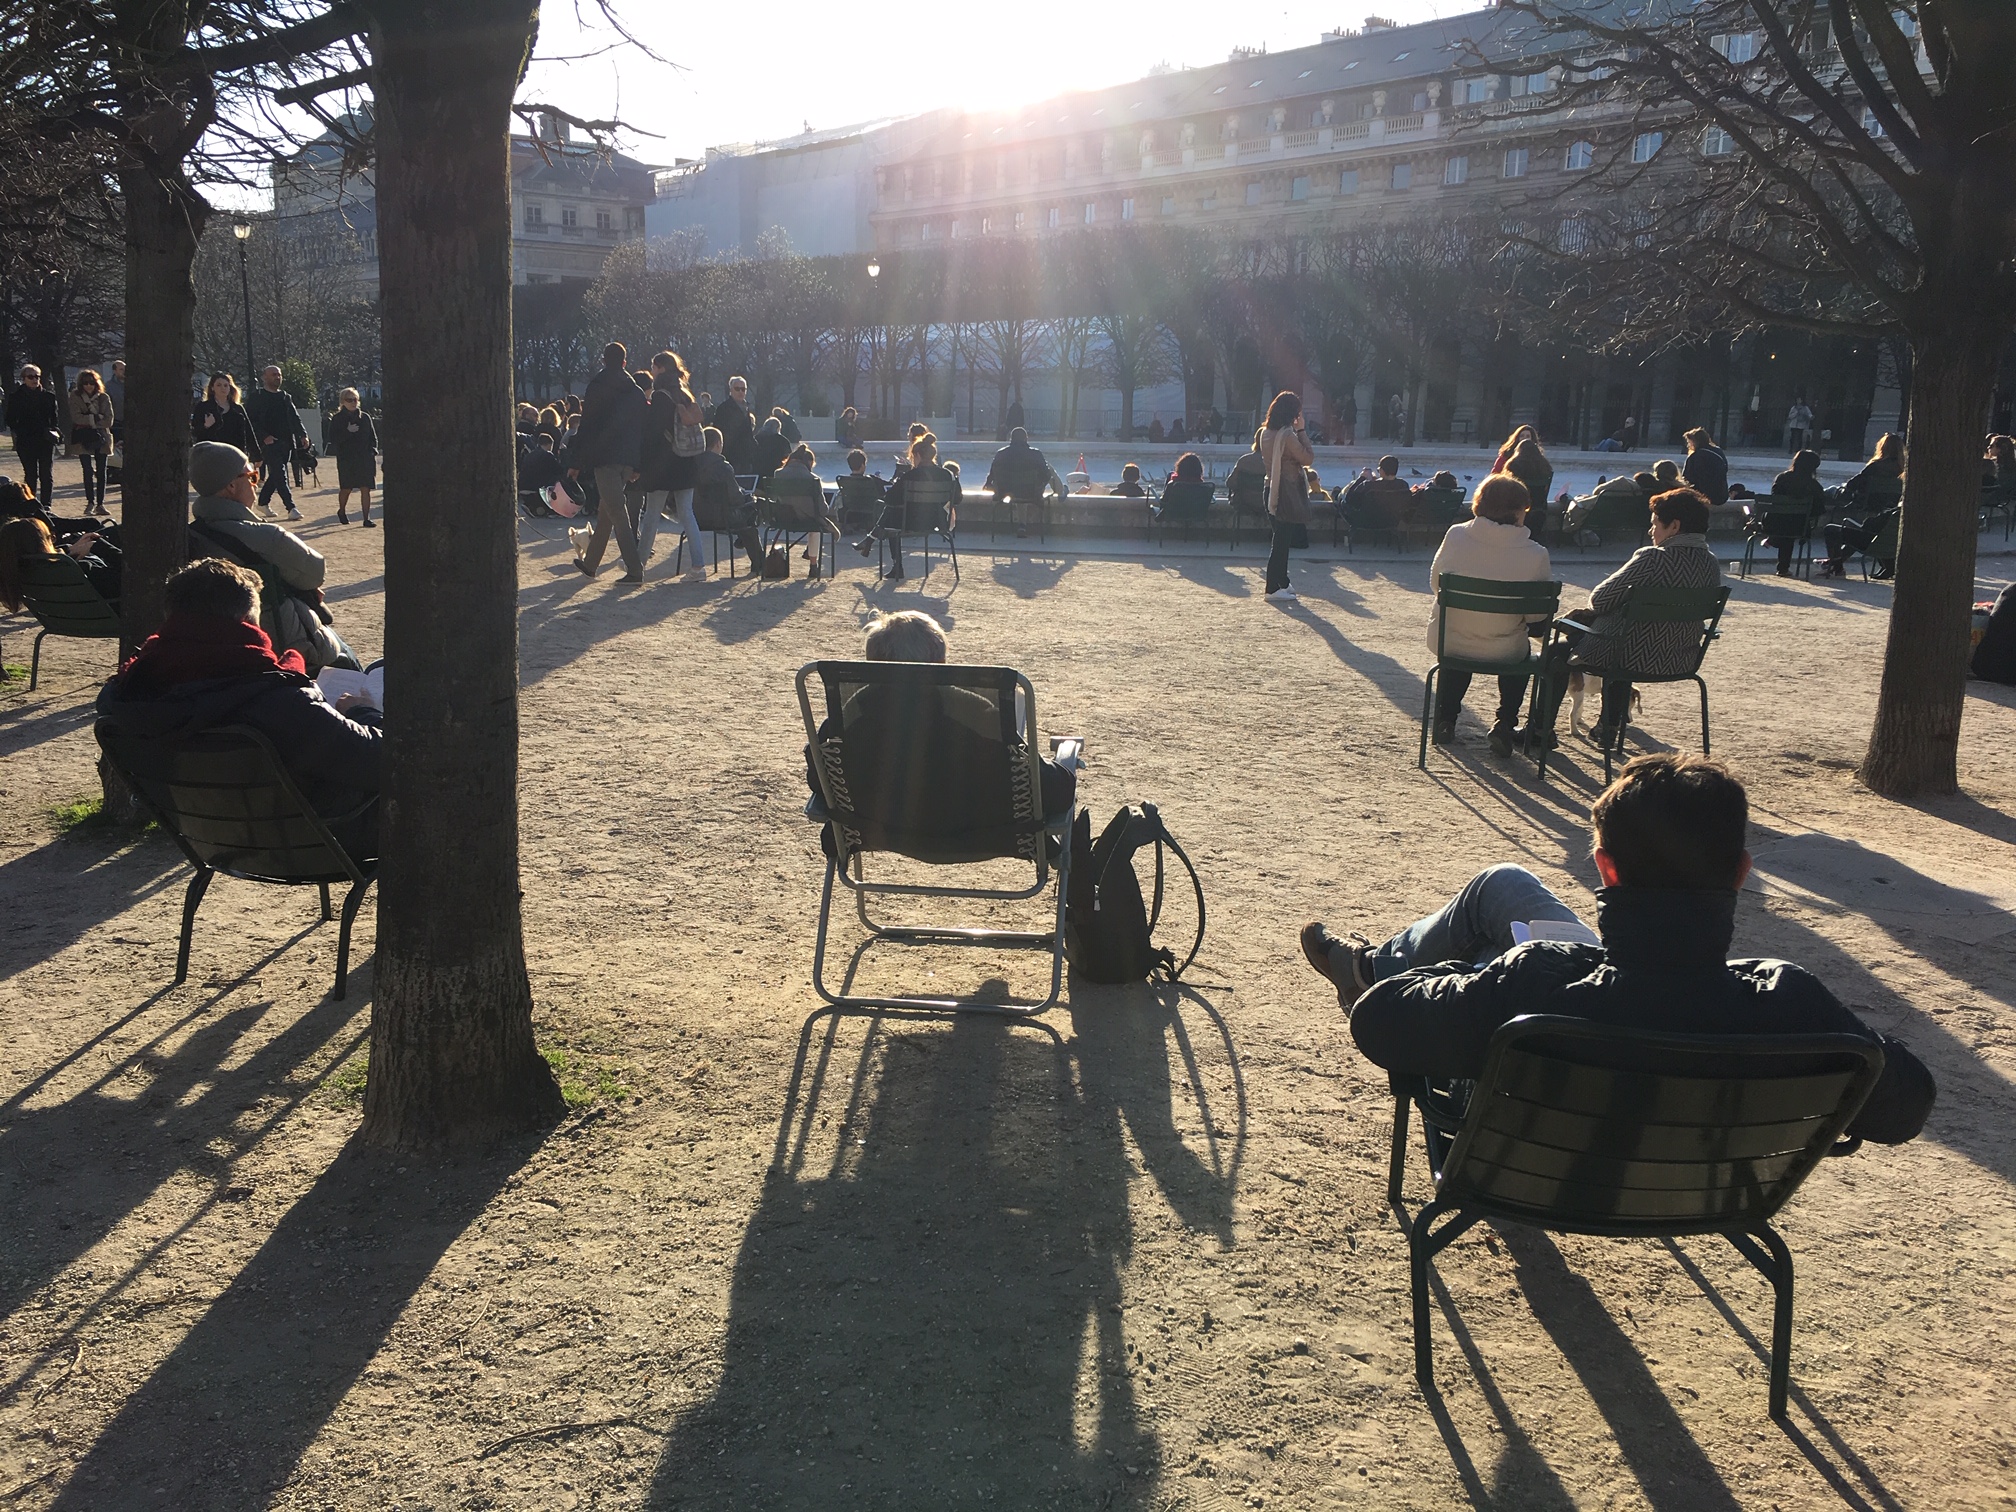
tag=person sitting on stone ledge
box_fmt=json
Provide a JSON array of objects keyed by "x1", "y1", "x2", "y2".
[
  {"x1": 1298, "y1": 752, "x2": 1936, "y2": 1147},
  {"x1": 96, "y1": 557, "x2": 383, "y2": 857}
]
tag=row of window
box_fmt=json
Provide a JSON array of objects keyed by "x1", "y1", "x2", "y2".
[{"x1": 523, "y1": 205, "x2": 622, "y2": 231}]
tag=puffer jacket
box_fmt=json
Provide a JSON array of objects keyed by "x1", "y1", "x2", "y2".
[
  {"x1": 1571, "y1": 534, "x2": 1721, "y2": 677},
  {"x1": 1426, "y1": 516, "x2": 1554, "y2": 662},
  {"x1": 1350, "y1": 885, "x2": 1936, "y2": 1145}
]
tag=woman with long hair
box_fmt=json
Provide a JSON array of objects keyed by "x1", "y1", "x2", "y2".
[
  {"x1": 329, "y1": 387, "x2": 379, "y2": 526},
  {"x1": 1261, "y1": 390, "x2": 1314, "y2": 602},
  {"x1": 1492, "y1": 423, "x2": 1536, "y2": 475},
  {"x1": 191, "y1": 373, "x2": 259, "y2": 456},
  {"x1": 68, "y1": 369, "x2": 115, "y2": 516},
  {"x1": 648, "y1": 351, "x2": 708, "y2": 579},
  {"x1": 0, "y1": 515, "x2": 119, "y2": 611}
]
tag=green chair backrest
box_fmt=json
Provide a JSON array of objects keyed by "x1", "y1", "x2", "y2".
[
  {"x1": 1226, "y1": 466, "x2": 1266, "y2": 508},
  {"x1": 1617, "y1": 583, "x2": 1731, "y2": 677},
  {"x1": 20, "y1": 553, "x2": 120, "y2": 638},
  {"x1": 1867, "y1": 511, "x2": 1901, "y2": 560},
  {"x1": 899, "y1": 474, "x2": 960, "y2": 533},
  {"x1": 1439, "y1": 1015, "x2": 1883, "y2": 1234},
  {"x1": 1158, "y1": 480, "x2": 1215, "y2": 523},
  {"x1": 1413, "y1": 486, "x2": 1468, "y2": 528},
  {"x1": 1580, "y1": 491, "x2": 1649, "y2": 539},
  {"x1": 1755, "y1": 505, "x2": 1816, "y2": 537},
  {"x1": 835, "y1": 473, "x2": 884, "y2": 512},
  {"x1": 1433, "y1": 574, "x2": 1561, "y2": 664},
  {"x1": 761, "y1": 472, "x2": 826, "y2": 527}
]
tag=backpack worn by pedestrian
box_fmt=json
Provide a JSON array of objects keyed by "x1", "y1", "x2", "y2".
[{"x1": 1065, "y1": 803, "x2": 1206, "y2": 983}]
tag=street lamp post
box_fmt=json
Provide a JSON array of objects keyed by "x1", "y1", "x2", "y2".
[{"x1": 233, "y1": 222, "x2": 254, "y2": 383}]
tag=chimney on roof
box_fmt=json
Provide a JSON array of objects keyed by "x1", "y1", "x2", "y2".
[
  {"x1": 1364, "y1": 14, "x2": 1397, "y2": 29},
  {"x1": 537, "y1": 110, "x2": 570, "y2": 146}
]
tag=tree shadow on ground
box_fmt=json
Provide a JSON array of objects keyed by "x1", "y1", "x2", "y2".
[
  {"x1": 0, "y1": 688, "x2": 97, "y2": 757},
  {"x1": 0, "y1": 964, "x2": 365, "y2": 1402},
  {"x1": 43, "y1": 1132, "x2": 530, "y2": 1510},
  {"x1": 649, "y1": 995, "x2": 1243, "y2": 1510},
  {"x1": 0, "y1": 829, "x2": 184, "y2": 983}
]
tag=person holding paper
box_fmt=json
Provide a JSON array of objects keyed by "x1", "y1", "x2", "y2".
[
  {"x1": 1296, "y1": 753, "x2": 1936, "y2": 1146},
  {"x1": 96, "y1": 558, "x2": 382, "y2": 857}
]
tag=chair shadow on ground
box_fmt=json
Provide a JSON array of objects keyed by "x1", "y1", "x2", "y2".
[
  {"x1": 988, "y1": 554, "x2": 1074, "y2": 599},
  {"x1": 648, "y1": 985, "x2": 1244, "y2": 1510}
]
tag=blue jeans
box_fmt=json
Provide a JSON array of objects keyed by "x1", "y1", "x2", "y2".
[
  {"x1": 1370, "y1": 865, "x2": 1584, "y2": 980},
  {"x1": 1592, "y1": 437, "x2": 1625, "y2": 453},
  {"x1": 259, "y1": 443, "x2": 296, "y2": 512}
]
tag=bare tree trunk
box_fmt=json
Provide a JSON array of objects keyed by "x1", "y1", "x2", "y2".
[
  {"x1": 359, "y1": 0, "x2": 562, "y2": 1150},
  {"x1": 116, "y1": 169, "x2": 203, "y2": 650},
  {"x1": 1860, "y1": 334, "x2": 1993, "y2": 797}
]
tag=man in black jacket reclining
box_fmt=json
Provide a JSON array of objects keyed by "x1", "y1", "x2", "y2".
[{"x1": 1299, "y1": 753, "x2": 1935, "y2": 1145}]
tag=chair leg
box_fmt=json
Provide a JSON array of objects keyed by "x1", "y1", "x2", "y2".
[
  {"x1": 1387, "y1": 1092, "x2": 1412, "y2": 1205},
  {"x1": 1408, "y1": 1198, "x2": 1480, "y2": 1396},
  {"x1": 318, "y1": 882, "x2": 333, "y2": 922},
  {"x1": 1728, "y1": 1226, "x2": 1796, "y2": 1419},
  {"x1": 30, "y1": 629, "x2": 47, "y2": 691},
  {"x1": 333, "y1": 876, "x2": 373, "y2": 1000},
  {"x1": 1696, "y1": 676, "x2": 1712, "y2": 756},
  {"x1": 176, "y1": 868, "x2": 214, "y2": 984},
  {"x1": 1418, "y1": 666, "x2": 1438, "y2": 769}
]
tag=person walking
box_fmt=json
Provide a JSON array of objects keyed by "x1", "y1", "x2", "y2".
[
  {"x1": 646, "y1": 350, "x2": 707, "y2": 578},
  {"x1": 328, "y1": 388, "x2": 379, "y2": 527},
  {"x1": 1261, "y1": 390, "x2": 1315, "y2": 603},
  {"x1": 566, "y1": 341, "x2": 647, "y2": 583},
  {"x1": 245, "y1": 365, "x2": 308, "y2": 519},
  {"x1": 192, "y1": 374, "x2": 260, "y2": 460},
  {"x1": 713, "y1": 376, "x2": 756, "y2": 475},
  {"x1": 4, "y1": 365, "x2": 61, "y2": 506},
  {"x1": 1785, "y1": 396, "x2": 1813, "y2": 454},
  {"x1": 67, "y1": 369, "x2": 115, "y2": 517}
]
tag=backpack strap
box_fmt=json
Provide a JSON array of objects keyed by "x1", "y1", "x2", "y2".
[{"x1": 1138, "y1": 803, "x2": 1207, "y2": 980}]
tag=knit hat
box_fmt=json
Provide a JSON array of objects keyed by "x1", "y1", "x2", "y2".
[{"x1": 189, "y1": 442, "x2": 251, "y2": 498}]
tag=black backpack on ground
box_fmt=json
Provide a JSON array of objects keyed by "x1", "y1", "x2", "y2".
[{"x1": 1064, "y1": 803, "x2": 1206, "y2": 984}]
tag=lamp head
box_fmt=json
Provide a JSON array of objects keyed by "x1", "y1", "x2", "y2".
[
  {"x1": 866, "y1": 257, "x2": 881, "y2": 279},
  {"x1": 233, "y1": 223, "x2": 251, "y2": 241}
]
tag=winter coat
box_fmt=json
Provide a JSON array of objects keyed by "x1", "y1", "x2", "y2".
[
  {"x1": 1572, "y1": 533, "x2": 1721, "y2": 676},
  {"x1": 68, "y1": 390, "x2": 114, "y2": 450},
  {"x1": 244, "y1": 387, "x2": 307, "y2": 452},
  {"x1": 1349, "y1": 885, "x2": 1935, "y2": 1146},
  {"x1": 4, "y1": 384, "x2": 62, "y2": 450},
  {"x1": 188, "y1": 491, "x2": 344, "y2": 670},
  {"x1": 1839, "y1": 455, "x2": 1903, "y2": 506},
  {"x1": 190, "y1": 493, "x2": 326, "y2": 591},
  {"x1": 752, "y1": 427, "x2": 792, "y2": 482},
  {"x1": 96, "y1": 664, "x2": 381, "y2": 850},
  {"x1": 572, "y1": 365, "x2": 647, "y2": 471},
  {"x1": 1504, "y1": 447, "x2": 1554, "y2": 511},
  {"x1": 1426, "y1": 516, "x2": 1554, "y2": 662},
  {"x1": 712, "y1": 397, "x2": 756, "y2": 473},
  {"x1": 986, "y1": 440, "x2": 1052, "y2": 499},
  {"x1": 1263, "y1": 425, "x2": 1314, "y2": 524},
  {"x1": 192, "y1": 398, "x2": 260, "y2": 455},
  {"x1": 1682, "y1": 445, "x2": 1729, "y2": 507}
]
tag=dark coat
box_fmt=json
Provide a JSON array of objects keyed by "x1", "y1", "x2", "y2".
[
  {"x1": 1839, "y1": 455, "x2": 1903, "y2": 505},
  {"x1": 96, "y1": 666, "x2": 383, "y2": 846},
  {"x1": 328, "y1": 408, "x2": 378, "y2": 488},
  {"x1": 752, "y1": 428, "x2": 792, "y2": 482},
  {"x1": 572, "y1": 365, "x2": 648, "y2": 471},
  {"x1": 1350, "y1": 886, "x2": 1936, "y2": 1145},
  {"x1": 713, "y1": 397, "x2": 756, "y2": 473},
  {"x1": 1681, "y1": 445, "x2": 1730, "y2": 507},
  {"x1": 1505, "y1": 448, "x2": 1554, "y2": 510},
  {"x1": 191, "y1": 398, "x2": 260, "y2": 456},
  {"x1": 244, "y1": 387, "x2": 307, "y2": 451},
  {"x1": 636, "y1": 390, "x2": 679, "y2": 492},
  {"x1": 4, "y1": 385, "x2": 62, "y2": 451},
  {"x1": 986, "y1": 440, "x2": 1052, "y2": 499},
  {"x1": 1972, "y1": 582, "x2": 2016, "y2": 684}
]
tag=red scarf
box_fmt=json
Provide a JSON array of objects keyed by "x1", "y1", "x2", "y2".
[{"x1": 116, "y1": 614, "x2": 306, "y2": 694}]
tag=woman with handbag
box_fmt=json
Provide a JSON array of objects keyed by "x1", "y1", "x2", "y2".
[
  {"x1": 68, "y1": 369, "x2": 115, "y2": 516},
  {"x1": 648, "y1": 350, "x2": 709, "y2": 580},
  {"x1": 1261, "y1": 390, "x2": 1315, "y2": 602}
]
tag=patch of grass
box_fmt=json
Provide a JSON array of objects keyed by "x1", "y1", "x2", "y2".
[
  {"x1": 51, "y1": 795, "x2": 114, "y2": 833},
  {"x1": 325, "y1": 1051, "x2": 369, "y2": 1110},
  {"x1": 541, "y1": 1046, "x2": 633, "y2": 1109},
  {"x1": 0, "y1": 663, "x2": 27, "y2": 686}
]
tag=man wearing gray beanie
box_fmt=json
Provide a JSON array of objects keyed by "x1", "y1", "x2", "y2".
[{"x1": 187, "y1": 441, "x2": 348, "y2": 671}]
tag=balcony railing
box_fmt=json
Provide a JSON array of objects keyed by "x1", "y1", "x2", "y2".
[
  {"x1": 1383, "y1": 112, "x2": 1426, "y2": 135},
  {"x1": 1283, "y1": 129, "x2": 1319, "y2": 149}
]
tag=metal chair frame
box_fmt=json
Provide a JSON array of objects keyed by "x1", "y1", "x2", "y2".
[
  {"x1": 757, "y1": 475, "x2": 836, "y2": 582},
  {"x1": 1537, "y1": 583, "x2": 1730, "y2": 783},
  {"x1": 875, "y1": 476, "x2": 961, "y2": 583},
  {"x1": 19, "y1": 552, "x2": 121, "y2": 690},
  {"x1": 1419, "y1": 574, "x2": 1562, "y2": 769},
  {"x1": 987, "y1": 462, "x2": 1054, "y2": 544},
  {"x1": 1151, "y1": 480, "x2": 1218, "y2": 548},
  {"x1": 1739, "y1": 501, "x2": 1819, "y2": 581},
  {"x1": 95, "y1": 720, "x2": 377, "y2": 999},
  {"x1": 1389, "y1": 1014, "x2": 1884, "y2": 1419},
  {"x1": 796, "y1": 661, "x2": 1070, "y2": 1016}
]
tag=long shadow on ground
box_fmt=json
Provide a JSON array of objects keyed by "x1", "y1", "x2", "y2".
[{"x1": 650, "y1": 992, "x2": 1243, "y2": 1509}]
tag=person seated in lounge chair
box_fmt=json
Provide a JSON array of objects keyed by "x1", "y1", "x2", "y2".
[
  {"x1": 1297, "y1": 753, "x2": 1935, "y2": 1147},
  {"x1": 804, "y1": 610, "x2": 1078, "y2": 853},
  {"x1": 96, "y1": 557, "x2": 382, "y2": 857}
]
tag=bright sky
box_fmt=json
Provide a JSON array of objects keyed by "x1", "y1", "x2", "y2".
[{"x1": 521, "y1": 0, "x2": 1464, "y2": 166}]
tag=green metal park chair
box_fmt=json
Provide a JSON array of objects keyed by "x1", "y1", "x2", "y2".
[
  {"x1": 1538, "y1": 583, "x2": 1731, "y2": 783},
  {"x1": 1419, "y1": 573, "x2": 1561, "y2": 768},
  {"x1": 758, "y1": 472, "x2": 835, "y2": 581},
  {"x1": 1389, "y1": 1014, "x2": 1884, "y2": 1419},
  {"x1": 18, "y1": 552, "x2": 121, "y2": 690}
]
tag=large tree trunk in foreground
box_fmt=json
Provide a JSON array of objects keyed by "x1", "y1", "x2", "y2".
[
  {"x1": 360, "y1": 0, "x2": 562, "y2": 1150},
  {"x1": 116, "y1": 167, "x2": 203, "y2": 650},
  {"x1": 1859, "y1": 333, "x2": 1996, "y2": 797}
]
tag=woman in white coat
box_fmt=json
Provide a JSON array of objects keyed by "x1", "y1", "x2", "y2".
[{"x1": 1427, "y1": 473, "x2": 1553, "y2": 756}]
